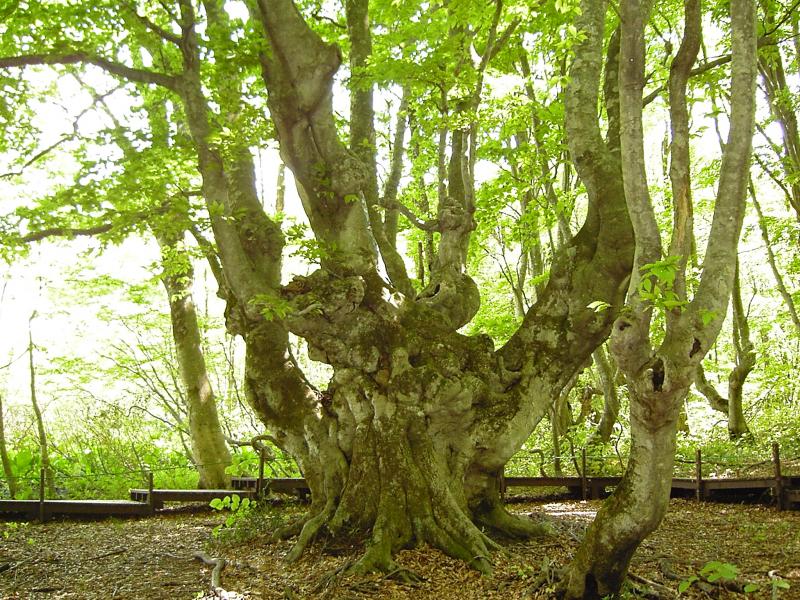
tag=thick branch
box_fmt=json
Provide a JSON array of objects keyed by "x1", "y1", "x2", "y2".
[
  {"x1": 688, "y1": 0, "x2": 757, "y2": 347},
  {"x1": 666, "y1": 0, "x2": 701, "y2": 299}
]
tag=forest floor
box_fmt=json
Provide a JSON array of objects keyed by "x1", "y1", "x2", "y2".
[{"x1": 0, "y1": 496, "x2": 798, "y2": 600}]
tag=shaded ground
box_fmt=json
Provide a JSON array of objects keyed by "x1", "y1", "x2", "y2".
[{"x1": 1, "y1": 498, "x2": 798, "y2": 599}]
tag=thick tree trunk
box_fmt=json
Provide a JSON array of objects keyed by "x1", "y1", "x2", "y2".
[
  {"x1": 563, "y1": 392, "x2": 683, "y2": 597},
  {"x1": 224, "y1": 0, "x2": 633, "y2": 576},
  {"x1": 157, "y1": 231, "x2": 231, "y2": 489}
]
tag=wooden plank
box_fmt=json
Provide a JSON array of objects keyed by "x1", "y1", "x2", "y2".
[
  {"x1": 671, "y1": 478, "x2": 698, "y2": 489},
  {"x1": 785, "y1": 489, "x2": 800, "y2": 504},
  {"x1": 0, "y1": 499, "x2": 150, "y2": 518},
  {"x1": 703, "y1": 478, "x2": 776, "y2": 490},
  {"x1": 503, "y1": 476, "x2": 583, "y2": 488},
  {"x1": 231, "y1": 477, "x2": 309, "y2": 494}
]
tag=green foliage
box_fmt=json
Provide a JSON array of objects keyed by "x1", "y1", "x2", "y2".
[
  {"x1": 637, "y1": 256, "x2": 688, "y2": 311},
  {"x1": 209, "y1": 493, "x2": 256, "y2": 538},
  {"x1": 285, "y1": 222, "x2": 329, "y2": 265},
  {"x1": 250, "y1": 293, "x2": 294, "y2": 322},
  {"x1": 679, "y1": 561, "x2": 740, "y2": 594}
]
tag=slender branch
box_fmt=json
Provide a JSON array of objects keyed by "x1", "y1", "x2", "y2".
[
  {"x1": 21, "y1": 224, "x2": 114, "y2": 243},
  {"x1": 0, "y1": 53, "x2": 179, "y2": 90},
  {"x1": 643, "y1": 36, "x2": 775, "y2": 106},
  {"x1": 387, "y1": 200, "x2": 439, "y2": 232},
  {"x1": 127, "y1": 5, "x2": 182, "y2": 46},
  {"x1": 188, "y1": 224, "x2": 228, "y2": 295},
  {"x1": 761, "y1": 0, "x2": 800, "y2": 37}
]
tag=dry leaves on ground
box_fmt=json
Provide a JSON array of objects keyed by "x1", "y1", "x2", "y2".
[{"x1": 0, "y1": 498, "x2": 798, "y2": 599}]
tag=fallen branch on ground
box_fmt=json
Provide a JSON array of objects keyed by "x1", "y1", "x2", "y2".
[
  {"x1": 629, "y1": 572, "x2": 679, "y2": 599},
  {"x1": 193, "y1": 551, "x2": 226, "y2": 589}
]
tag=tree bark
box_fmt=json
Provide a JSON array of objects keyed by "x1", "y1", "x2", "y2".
[{"x1": 726, "y1": 260, "x2": 754, "y2": 439}]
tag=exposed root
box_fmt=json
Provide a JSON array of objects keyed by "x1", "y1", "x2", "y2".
[
  {"x1": 312, "y1": 559, "x2": 355, "y2": 595},
  {"x1": 285, "y1": 499, "x2": 335, "y2": 563},
  {"x1": 384, "y1": 567, "x2": 424, "y2": 584},
  {"x1": 477, "y1": 504, "x2": 554, "y2": 540},
  {"x1": 346, "y1": 549, "x2": 423, "y2": 584},
  {"x1": 271, "y1": 515, "x2": 306, "y2": 541}
]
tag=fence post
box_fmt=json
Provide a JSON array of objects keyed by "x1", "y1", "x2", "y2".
[
  {"x1": 773, "y1": 442, "x2": 784, "y2": 511},
  {"x1": 147, "y1": 471, "x2": 155, "y2": 514},
  {"x1": 257, "y1": 447, "x2": 266, "y2": 498},
  {"x1": 499, "y1": 468, "x2": 506, "y2": 501},
  {"x1": 695, "y1": 448, "x2": 703, "y2": 502},
  {"x1": 581, "y1": 448, "x2": 588, "y2": 501},
  {"x1": 38, "y1": 468, "x2": 45, "y2": 523}
]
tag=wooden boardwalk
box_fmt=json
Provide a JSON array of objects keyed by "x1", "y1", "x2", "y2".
[
  {"x1": 1, "y1": 443, "x2": 798, "y2": 520},
  {"x1": 128, "y1": 488, "x2": 256, "y2": 509},
  {"x1": 0, "y1": 499, "x2": 152, "y2": 520}
]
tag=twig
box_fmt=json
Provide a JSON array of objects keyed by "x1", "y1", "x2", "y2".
[
  {"x1": 90, "y1": 548, "x2": 126, "y2": 560},
  {"x1": 629, "y1": 572, "x2": 679, "y2": 599}
]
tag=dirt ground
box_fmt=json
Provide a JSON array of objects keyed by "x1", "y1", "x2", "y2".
[{"x1": 1, "y1": 497, "x2": 798, "y2": 599}]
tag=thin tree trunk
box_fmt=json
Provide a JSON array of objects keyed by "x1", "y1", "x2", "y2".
[
  {"x1": 693, "y1": 263, "x2": 754, "y2": 438},
  {"x1": 276, "y1": 162, "x2": 286, "y2": 215},
  {"x1": 591, "y1": 345, "x2": 619, "y2": 443},
  {"x1": 0, "y1": 393, "x2": 16, "y2": 498},
  {"x1": 28, "y1": 313, "x2": 54, "y2": 498},
  {"x1": 758, "y1": 6, "x2": 800, "y2": 222},
  {"x1": 727, "y1": 259, "x2": 754, "y2": 439},
  {"x1": 157, "y1": 232, "x2": 231, "y2": 489},
  {"x1": 695, "y1": 362, "x2": 728, "y2": 413},
  {"x1": 751, "y1": 186, "x2": 800, "y2": 335}
]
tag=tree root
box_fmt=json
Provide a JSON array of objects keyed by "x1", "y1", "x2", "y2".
[
  {"x1": 271, "y1": 515, "x2": 306, "y2": 541},
  {"x1": 285, "y1": 499, "x2": 336, "y2": 563},
  {"x1": 628, "y1": 572, "x2": 678, "y2": 599},
  {"x1": 346, "y1": 551, "x2": 423, "y2": 584},
  {"x1": 384, "y1": 566, "x2": 424, "y2": 584},
  {"x1": 476, "y1": 503, "x2": 554, "y2": 540}
]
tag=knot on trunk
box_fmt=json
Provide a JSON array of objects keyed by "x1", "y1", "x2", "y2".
[
  {"x1": 416, "y1": 271, "x2": 480, "y2": 329},
  {"x1": 283, "y1": 271, "x2": 366, "y2": 324}
]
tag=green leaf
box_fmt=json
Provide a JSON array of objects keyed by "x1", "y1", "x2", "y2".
[
  {"x1": 743, "y1": 583, "x2": 759, "y2": 593},
  {"x1": 678, "y1": 576, "x2": 697, "y2": 593},
  {"x1": 587, "y1": 300, "x2": 611, "y2": 312}
]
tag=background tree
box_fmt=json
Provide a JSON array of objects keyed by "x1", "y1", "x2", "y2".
[{"x1": 562, "y1": 0, "x2": 757, "y2": 595}]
